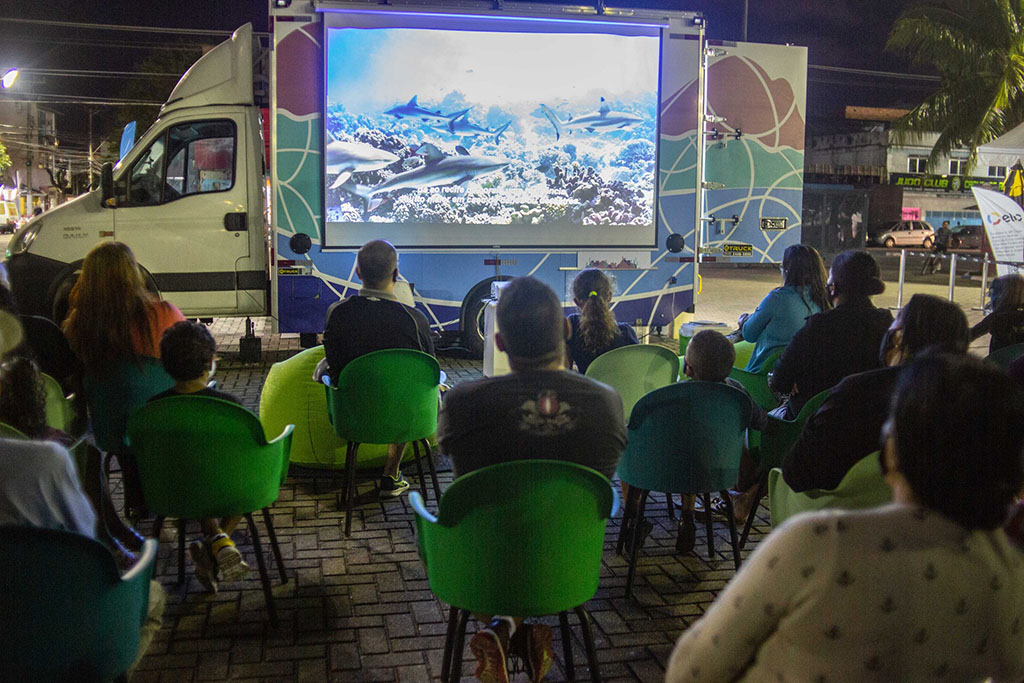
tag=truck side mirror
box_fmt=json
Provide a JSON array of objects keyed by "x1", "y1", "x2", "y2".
[{"x1": 100, "y1": 163, "x2": 115, "y2": 207}]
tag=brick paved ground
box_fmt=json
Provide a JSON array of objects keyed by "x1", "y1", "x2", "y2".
[{"x1": 131, "y1": 262, "x2": 990, "y2": 683}]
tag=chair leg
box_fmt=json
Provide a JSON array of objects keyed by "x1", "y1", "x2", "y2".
[
  {"x1": 261, "y1": 507, "x2": 288, "y2": 584},
  {"x1": 449, "y1": 609, "x2": 470, "y2": 683},
  {"x1": 441, "y1": 605, "x2": 459, "y2": 683},
  {"x1": 422, "y1": 439, "x2": 442, "y2": 501},
  {"x1": 616, "y1": 485, "x2": 638, "y2": 555},
  {"x1": 665, "y1": 492, "x2": 675, "y2": 520},
  {"x1": 177, "y1": 518, "x2": 187, "y2": 586},
  {"x1": 625, "y1": 489, "x2": 647, "y2": 598},
  {"x1": 573, "y1": 606, "x2": 602, "y2": 683},
  {"x1": 342, "y1": 442, "x2": 359, "y2": 537},
  {"x1": 720, "y1": 490, "x2": 742, "y2": 570},
  {"x1": 738, "y1": 478, "x2": 766, "y2": 550},
  {"x1": 150, "y1": 516, "x2": 165, "y2": 539},
  {"x1": 702, "y1": 492, "x2": 715, "y2": 560},
  {"x1": 245, "y1": 512, "x2": 278, "y2": 628},
  {"x1": 559, "y1": 611, "x2": 576, "y2": 681},
  {"x1": 411, "y1": 440, "x2": 428, "y2": 500}
]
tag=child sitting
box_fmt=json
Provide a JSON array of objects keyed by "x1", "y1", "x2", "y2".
[
  {"x1": 678, "y1": 330, "x2": 767, "y2": 552},
  {"x1": 149, "y1": 320, "x2": 248, "y2": 593},
  {"x1": 0, "y1": 356, "x2": 73, "y2": 447}
]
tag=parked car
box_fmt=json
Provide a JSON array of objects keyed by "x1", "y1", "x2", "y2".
[
  {"x1": 950, "y1": 224, "x2": 985, "y2": 250},
  {"x1": 870, "y1": 220, "x2": 936, "y2": 248}
]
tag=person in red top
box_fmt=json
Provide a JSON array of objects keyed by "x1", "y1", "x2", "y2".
[{"x1": 62, "y1": 241, "x2": 185, "y2": 372}]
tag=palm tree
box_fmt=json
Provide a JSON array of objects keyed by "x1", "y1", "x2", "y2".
[{"x1": 887, "y1": 0, "x2": 1024, "y2": 172}]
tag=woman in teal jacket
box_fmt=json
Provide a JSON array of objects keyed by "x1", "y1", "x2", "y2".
[{"x1": 737, "y1": 244, "x2": 831, "y2": 372}]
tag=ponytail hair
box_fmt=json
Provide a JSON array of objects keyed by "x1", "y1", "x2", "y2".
[{"x1": 572, "y1": 268, "x2": 618, "y2": 353}]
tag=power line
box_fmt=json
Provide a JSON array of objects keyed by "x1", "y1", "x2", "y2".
[
  {"x1": 1, "y1": 36, "x2": 204, "y2": 52},
  {"x1": 0, "y1": 17, "x2": 268, "y2": 38},
  {"x1": 0, "y1": 95, "x2": 163, "y2": 106},
  {"x1": 23, "y1": 68, "x2": 181, "y2": 79},
  {"x1": 808, "y1": 64, "x2": 941, "y2": 82}
]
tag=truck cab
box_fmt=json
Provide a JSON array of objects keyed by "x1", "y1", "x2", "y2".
[{"x1": 6, "y1": 24, "x2": 268, "y2": 322}]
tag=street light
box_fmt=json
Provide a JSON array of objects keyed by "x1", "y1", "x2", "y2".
[{"x1": 1, "y1": 68, "x2": 18, "y2": 89}]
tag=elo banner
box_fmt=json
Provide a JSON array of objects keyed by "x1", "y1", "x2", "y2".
[{"x1": 972, "y1": 186, "x2": 1024, "y2": 275}]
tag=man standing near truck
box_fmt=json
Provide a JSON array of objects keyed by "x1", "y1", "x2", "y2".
[{"x1": 317, "y1": 239, "x2": 435, "y2": 497}]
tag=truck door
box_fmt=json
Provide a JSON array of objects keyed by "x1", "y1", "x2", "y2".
[{"x1": 113, "y1": 114, "x2": 258, "y2": 316}]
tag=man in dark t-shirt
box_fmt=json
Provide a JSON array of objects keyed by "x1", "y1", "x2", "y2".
[
  {"x1": 438, "y1": 276, "x2": 625, "y2": 683},
  {"x1": 318, "y1": 240, "x2": 435, "y2": 499}
]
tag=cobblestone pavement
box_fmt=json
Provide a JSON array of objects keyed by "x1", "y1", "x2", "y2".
[{"x1": 133, "y1": 263, "x2": 990, "y2": 682}]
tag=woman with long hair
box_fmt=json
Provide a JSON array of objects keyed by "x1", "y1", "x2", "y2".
[
  {"x1": 736, "y1": 244, "x2": 831, "y2": 373},
  {"x1": 769, "y1": 250, "x2": 893, "y2": 419},
  {"x1": 566, "y1": 268, "x2": 638, "y2": 373},
  {"x1": 0, "y1": 356, "x2": 72, "y2": 445},
  {"x1": 970, "y1": 272, "x2": 1024, "y2": 353},
  {"x1": 62, "y1": 241, "x2": 184, "y2": 373}
]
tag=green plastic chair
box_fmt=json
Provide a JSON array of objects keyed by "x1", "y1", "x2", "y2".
[
  {"x1": 126, "y1": 396, "x2": 294, "y2": 626},
  {"x1": 732, "y1": 340, "x2": 756, "y2": 369},
  {"x1": 0, "y1": 421, "x2": 27, "y2": 438},
  {"x1": 410, "y1": 460, "x2": 618, "y2": 683},
  {"x1": 0, "y1": 526, "x2": 157, "y2": 682},
  {"x1": 727, "y1": 366, "x2": 780, "y2": 411},
  {"x1": 769, "y1": 451, "x2": 892, "y2": 527},
  {"x1": 617, "y1": 381, "x2": 751, "y2": 596},
  {"x1": 737, "y1": 388, "x2": 831, "y2": 548},
  {"x1": 84, "y1": 357, "x2": 175, "y2": 454},
  {"x1": 985, "y1": 341, "x2": 1024, "y2": 369},
  {"x1": 755, "y1": 346, "x2": 785, "y2": 375},
  {"x1": 585, "y1": 344, "x2": 680, "y2": 420},
  {"x1": 324, "y1": 349, "x2": 441, "y2": 537},
  {"x1": 42, "y1": 372, "x2": 75, "y2": 433}
]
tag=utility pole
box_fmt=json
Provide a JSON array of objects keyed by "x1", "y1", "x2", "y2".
[
  {"x1": 742, "y1": 0, "x2": 748, "y2": 41},
  {"x1": 88, "y1": 106, "x2": 94, "y2": 190}
]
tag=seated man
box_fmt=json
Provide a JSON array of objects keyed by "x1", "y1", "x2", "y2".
[
  {"x1": 783, "y1": 294, "x2": 969, "y2": 492},
  {"x1": 149, "y1": 320, "x2": 249, "y2": 593},
  {"x1": 319, "y1": 239, "x2": 435, "y2": 497},
  {"x1": 438, "y1": 276, "x2": 627, "y2": 683},
  {"x1": 678, "y1": 330, "x2": 767, "y2": 551}
]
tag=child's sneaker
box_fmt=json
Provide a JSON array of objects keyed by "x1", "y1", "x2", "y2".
[
  {"x1": 208, "y1": 533, "x2": 250, "y2": 582},
  {"x1": 379, "y1": 472, "x2": 410, "y2": 498},
  {"x1": 188, "y1": 541, "x2": 219, "y2": 593}
]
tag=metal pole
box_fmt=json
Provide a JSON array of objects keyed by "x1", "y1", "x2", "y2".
[
  {"x1": 947, "y1": 253, "x2": 957, "y2": 301},
  {"x1": 742, "y1": 0, "x2": 748, "y2": 41},
  {"x1": 896, "y1": 249, "x2": 906, "y2": 309},
  {"x1": 692, "y1": 21, "x2": 708, "y2": 300},
  {"x1": 980, "y1": 254, "x2": 990, "y2": 309}
]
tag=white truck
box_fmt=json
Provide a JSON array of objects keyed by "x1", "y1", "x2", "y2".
[{"x1": 6, "y1": 3, "x2": 807, "y2": 353}]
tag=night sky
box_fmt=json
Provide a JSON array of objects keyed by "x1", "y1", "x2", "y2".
[{"x1": 0, "y1": 0, "x2": 929, "y2": 146}]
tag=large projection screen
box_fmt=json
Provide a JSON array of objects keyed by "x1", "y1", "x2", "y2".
[{"x1": 323, "y1": 11, "x2": 662, "y2": 249}]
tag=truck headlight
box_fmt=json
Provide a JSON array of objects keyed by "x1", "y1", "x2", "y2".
[{"x1": 6, "y1": 220, "x2": 41, "y2": 258}]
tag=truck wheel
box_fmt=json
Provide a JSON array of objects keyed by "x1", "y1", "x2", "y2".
[
  {"x1": 462, "y1": 294, "x2": 488, "y2": 359},
  {"x1": 883, "y1": 237, "x2": 896, "y2": 248},
  {"x1": 50, "y1": 272, "x2": 79, "y2": 325},
  {"x1": 51, "y1": 267, "x2": 161, "y2": 325},
  {"x1": 922, "y1": 237, "x2": 933, "y2": 248}
]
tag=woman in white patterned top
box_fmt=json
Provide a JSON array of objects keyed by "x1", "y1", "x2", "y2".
[{"x1": 666, "y1": 353, "x2": 1024, "y2": 683}]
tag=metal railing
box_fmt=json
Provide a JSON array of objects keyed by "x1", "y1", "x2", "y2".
[{"x1": 891, "y1": 248, "x2": 1013, "y2": 310}]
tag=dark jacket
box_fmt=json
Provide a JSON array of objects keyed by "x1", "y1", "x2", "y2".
[
  {"x1": 769, "y1": 299, "x2": 893, "y2": 416},
  {"x1": 782, "y1": 366, "x2": 899, "y2": 492}
]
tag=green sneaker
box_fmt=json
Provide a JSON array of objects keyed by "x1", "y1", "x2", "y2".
[{"x1": 379, "y1": 472, "x2": 410, "y2": 498}]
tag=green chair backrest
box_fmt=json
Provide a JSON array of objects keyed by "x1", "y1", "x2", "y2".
[
  {"x1": 618, "y1": 381, "x2": 751, "y2": 493},
  {"x1": 84, "y1": 357, "x2": 175, "y2": 453},
  {"x1": 728, "y1": 367, "x2": 779, "y2": 411},
  {"x1": 0, "y1": 527, "x2": 156, "y2": 681},
  {"x1": 768, "y1": 452, "x2": 892, "y2": 527},
  {"x1": 732, "y1": 340, "x2": 756, "y2": 370},
  {"x1": 41, "y1": 372, "x2": 74, "y2": 434},
  {"x1": 325, "y1": 349, "x2": 440, "y2": 444},
  {"x1": 985, "y1": 342, "x2": 1024, "y2": 370},
  {"x1": 413, "y1": 460, "x2": 616, "y2": 616},
  {"x1": 585, "y1": 344, "x2": 680, "y2": 419},
  {"x1": 0, "y1": 421, "x2": 27, "y2": 439},
  {"x1": 126, "y1": 396, "x2": 294, "y2": 519},
  {"x1": 758, "y1": 346, "x2": 785, "y2": 375},
  {"x1": 754, "y1": 388, "x2": 831, "y2": 470}
]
